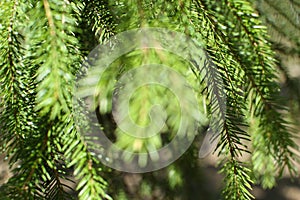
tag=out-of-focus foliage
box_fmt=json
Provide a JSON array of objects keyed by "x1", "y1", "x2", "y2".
[{"x1": 256, "y1": 0, "x2": 300, "y2": 112}]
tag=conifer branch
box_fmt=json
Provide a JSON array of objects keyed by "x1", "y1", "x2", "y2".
[{"x1": 0, "y1": 1, "x2": 299, "y2": 199}]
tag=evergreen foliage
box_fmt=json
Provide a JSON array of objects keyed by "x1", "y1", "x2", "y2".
[
  {"x1": 256, "y1": 0, "x2": 300, "y2": 112},
  {"x1": 0, "y1": 0, "x2": 299, "y2": 199}
]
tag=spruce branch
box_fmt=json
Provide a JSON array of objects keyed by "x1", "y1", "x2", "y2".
[
  {"x1": 193, "y1": 1, "x2": 254, "y2": 199},
  {"x1": 0, "y1": 1, "x2": 299, "y2": 199},
  {"x1": 224, "y1": 0, "x2": 298, "y2": 183},
  {"x1": 62, "y1": 115, "x2": 111, "y2": 200}
]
